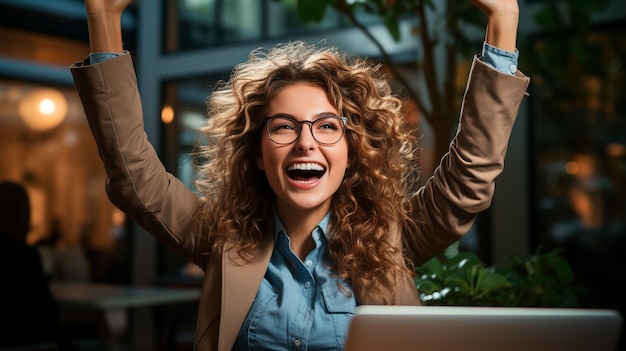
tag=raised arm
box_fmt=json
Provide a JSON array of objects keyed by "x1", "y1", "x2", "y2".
[
  {"x1": 71, "y1": 0, "x2": 203, "y2": 265},
  {"x1": 403, "y1": 0, "x2": 528, "y2": 264},
  {"x1": 84, "y1": 0, "x2": 131, "y2": 53},
  {"x1": 471, "y1": 0, "x2": 519, "y2": 53}
]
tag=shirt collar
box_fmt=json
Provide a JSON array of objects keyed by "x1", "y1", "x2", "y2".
[{"x1": 273, "y1": 210, "x2": 332, "y2": 242}]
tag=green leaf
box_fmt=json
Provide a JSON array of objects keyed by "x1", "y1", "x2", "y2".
[
  {"x1": 448, "y1": 252, "x2": 483, "y2": 271},
  {"x1": 415, "y1": 279, "x2": 442, "y2": 294},
  {"x1": 543, "y1": 252, "x2": 575, "y2": 284},
  {"x1": 423, "y1": 0, "x2": 435, "y2": 11},
  {"x1": 444, "y1": 275, "x2": 471, "y2": 295},
  {"x1": 533, "y1": 5, "x2": 564, "y2": 31},
  {"x1": 418, "y1": 257, "x2": 444, "y2": 278},
  {"x1": 383, "y1": 15, "x2": 401, "y2": 41},
  {"x1": 443, "y1": 241, "x2": 459, "y2": 259},
  {"x1": 475, "y1": 270, "x2": 512, "y2": 294},
  {"x1": 569, "y1": 0, "x2": 610, "y2": 12},
  {"x1": 296, "y1": 0, "x2": 328, "y2": 23}
]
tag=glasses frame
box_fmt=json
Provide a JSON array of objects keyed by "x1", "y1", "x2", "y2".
[{"x1": 263, "y1": 115, "x2": 348, "y2": 146}]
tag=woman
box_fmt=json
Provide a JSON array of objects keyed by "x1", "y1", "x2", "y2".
[{"x1": 72, "y1": 0, "x2": 529, "y2": 349}]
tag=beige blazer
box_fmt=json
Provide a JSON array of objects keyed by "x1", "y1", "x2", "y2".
[{"x1": 71, "y1": 53, "x2": 529, "y2": 350}]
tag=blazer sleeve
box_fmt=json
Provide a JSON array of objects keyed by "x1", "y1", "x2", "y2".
[
  {"x1": 405, "y1": 55, "x2": 530, "y2": 265},
  {"x1": 70, "y1": 53, "x2": 203, "y2": 265}
]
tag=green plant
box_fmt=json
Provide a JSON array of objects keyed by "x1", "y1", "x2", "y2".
[{"x1": 415, "y1": 243, "x2": 585, "y2": 307}]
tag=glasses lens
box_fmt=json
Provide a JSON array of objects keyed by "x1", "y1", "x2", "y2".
[
  {"x1": 266, "y1": 117, "x2": 299, "y2": 144},
  {"x1": 312, "y1": 117, "x2": 345, "y2": 144}
]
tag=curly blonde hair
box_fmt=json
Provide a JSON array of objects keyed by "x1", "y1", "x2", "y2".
[{"x1": 192, "y1": 41, "x2": 421, "y2": 298}]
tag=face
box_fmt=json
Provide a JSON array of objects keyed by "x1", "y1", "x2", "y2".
[{"x1": 256, "y1": 82, "x2": 349, "y2": 220}]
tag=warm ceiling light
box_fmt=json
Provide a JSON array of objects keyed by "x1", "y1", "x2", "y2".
[
  {"x1": 161, "y1": 105, "x2": 175, "y2": 124},
  {"x1": 564, "y1": 161, "x2": 579, "y2": 175},
  {"x1": 607, "y1": 143, "x2": 626, "y2": 158},
  {"x1": 18, "y1": 88, "x2": 68, "y2": 131}
]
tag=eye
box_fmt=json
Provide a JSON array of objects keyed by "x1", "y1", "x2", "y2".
[
  {"x1": 275, "y1": 123, "x2": 295, "y2": 130},
  {"x1": 268, "y1": 117, "x2": 298, "y2": 133},
  {"x1": 315, "y1": 117, "x2": 342, "y2": 131}
]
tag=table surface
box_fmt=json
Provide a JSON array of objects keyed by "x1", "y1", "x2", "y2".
[{"x1": 50, "y1": 282, "x2": 202, "y2": 309}]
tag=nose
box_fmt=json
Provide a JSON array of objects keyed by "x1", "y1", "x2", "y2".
[{"x1": 294, "y1": 123, "x2": 316, "y2": 151}]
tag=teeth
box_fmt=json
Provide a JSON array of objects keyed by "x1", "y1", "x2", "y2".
[{"x1": 287, "y1": 163, "x2": 325, "y2": 171}]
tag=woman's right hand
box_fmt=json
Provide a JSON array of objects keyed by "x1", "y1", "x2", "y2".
[{"x1": 84, "y1": 0, "x2": 132, "y2": 53}]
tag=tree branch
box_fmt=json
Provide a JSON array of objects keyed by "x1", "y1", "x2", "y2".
[
  {"x1": 444, "y1": 0, "x2": 459, "y2": 131},
  {"x1": 417, "y1": 0, "x2": 443, "y2": 133},
  {"x1": 335, "y1": 0, "x2": 432, "y2": 122}
]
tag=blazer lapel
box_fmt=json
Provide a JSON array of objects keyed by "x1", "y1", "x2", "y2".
[{"x1": 218, "y1": 233, "x2": 274, "y2": 351}]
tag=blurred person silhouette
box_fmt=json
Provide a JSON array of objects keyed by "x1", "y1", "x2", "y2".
[{"x1": 0, "y1": 180, "x2": 60, "y2": 348}]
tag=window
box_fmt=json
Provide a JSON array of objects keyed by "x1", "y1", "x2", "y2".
[
  {"x1": 164, "y1": 0, "x2": 353, "y2": 52},
  {"x1": 529, "y1": 24, "x2": 626, "y2": 312}
]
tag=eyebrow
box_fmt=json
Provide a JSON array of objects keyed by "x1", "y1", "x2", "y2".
[{"x1": 266, "y1": 112, "x2": 340, "y2": 120}]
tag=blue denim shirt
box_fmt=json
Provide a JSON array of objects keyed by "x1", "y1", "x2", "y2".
[
  {"x1": 481, "y1": 42, "x2": 519, "y2": 75},
  {"x1": 233, "y1": 212, "x2": 356, "y2": 351}
]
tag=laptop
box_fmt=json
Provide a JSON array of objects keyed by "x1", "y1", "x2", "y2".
[{"x1": 343, "y1": 305, "x2": 623, "y2": 351}]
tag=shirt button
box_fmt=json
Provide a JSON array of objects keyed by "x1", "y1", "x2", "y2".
[
  {"x1": 304, "y1": 281, "x2": 311, "y2": 289},
  {"x1": 305, "y1": 260, "x2": 313, "y2": 268},
  {"x1": 293, "y1": 339, "x2": 301, "y2": 347},
  {"x1": 509, "y1": 64, "x2": 517, "y2": 74}
]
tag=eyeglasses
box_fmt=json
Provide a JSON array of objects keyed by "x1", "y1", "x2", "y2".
[{"x1": 263, "y1": 115, "x2": 348, "y2": 145}]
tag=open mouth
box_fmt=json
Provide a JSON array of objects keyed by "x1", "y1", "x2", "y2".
[{"x1": 286, "y1": 162, "x2": 326, "y2": 182}]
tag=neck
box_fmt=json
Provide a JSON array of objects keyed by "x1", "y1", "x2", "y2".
[{"x1": 276, "y1": 202, "x2": 330, "y2": 260}]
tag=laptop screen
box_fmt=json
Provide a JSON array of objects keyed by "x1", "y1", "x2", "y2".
[{"x1": 344, "y1": 305, "x2": 622, "y2": 351}]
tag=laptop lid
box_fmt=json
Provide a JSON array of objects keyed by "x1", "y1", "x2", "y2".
[{"x1": 344, "y1": 305, "x2": 622, "y2": 351}]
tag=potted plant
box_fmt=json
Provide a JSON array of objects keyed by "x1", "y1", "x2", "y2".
[{"x1": 415, "y1": 243, "x2": 585, "y2": 307}]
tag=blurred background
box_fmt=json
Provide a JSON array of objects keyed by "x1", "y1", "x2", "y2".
[{"x1": 0, "y1": 0, "x2": 624, "y2": 350}]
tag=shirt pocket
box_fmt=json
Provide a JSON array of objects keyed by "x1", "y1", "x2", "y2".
[
  {"x1": 252, "y1": 278, "x2": 279, "y2": 313},
  {"x1": 321, "y1": 283, "x2": 357, "y2": 314}
]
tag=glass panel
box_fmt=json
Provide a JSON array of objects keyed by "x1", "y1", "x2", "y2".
[
  {"x1": 166, "y1": 0, "x2": 263, "y2": 52},
  {"x1": 169, "y1": 0, "x2": 218, "y2": 51},
  {"x1": 166, "y1": 0, "x2": 349, "y2": 52},
  {"x1": 161, "y1": 76, "x2": 220, "y2": 190},
  {"x1": 221, "y1": 0, "x2": 262, "y2": 42},
  {"x1": 159, "y1": 73, "x2": 227, "y2": 278},
  {"x1": 529, "y1": 26, "x2": 626, "y2": 313}
]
